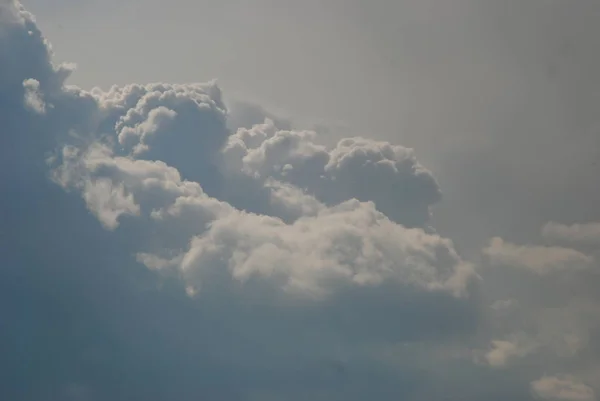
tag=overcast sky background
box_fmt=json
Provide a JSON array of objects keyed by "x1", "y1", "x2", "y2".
[{"x1": 4, "y1": 1, "x2": 600, "y2": 400}]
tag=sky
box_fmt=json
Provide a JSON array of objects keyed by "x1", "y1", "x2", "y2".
[{"x1": 3, "y1": 0, "x2": 600, "y2": 400}]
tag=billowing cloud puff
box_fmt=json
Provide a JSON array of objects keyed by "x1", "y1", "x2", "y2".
[
  {"x1": 52, "y1": 133, "x2": 473, "y2": 301},
  {"x1": 111, "y1": 82, "x2": 227, "y2": 157},
  {"x1": 22, "y1": 78, "x2": 47, "y2": 114},
  {"x1": 84, "y1": 81, "x2": 230, "y2": 200},
  {"x1": 159, "y1": 200, "x2": 473, "y2": 300},
  {"x1": 223, "y1": 119, "x2": 441, "y2": 227},
  {"x1": 52, "y1": 143, "x2": 217, "y2": 231}
]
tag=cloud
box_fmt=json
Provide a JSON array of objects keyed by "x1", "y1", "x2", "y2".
[
  {"x1": 477, "y1": 227, "x2": 600, "y2": 394},
  {"x1": 225, "y1": 99, "x2": 292, "y2": 132},
  {"x1": 52, "y1": 126, "x2": 474, "y2": 301},
  {"x1": 23, "y1": 78, "x2": 48, "y2": 114},
  {"x1": 223, "y1": 119, "x2": 442, "y2": 227},
  {"x1": 542, "y1": 222, "x2": 600, "y2": 246},
  {"x1": 0, "y1": 3, "x2": 484, "y2": 400},
  {"x1": 476, "y1": 300, "x2": 599, "y2": 370},
  {"x1": 483, "y1": 237, "x2": 594, "y2": 275},
  {"x1": 531, "y1": 375, "x2": 596, "y2": 401},
  {"x1": 5, "y1": 1, "x2": 600, "y2": 400},
  {"x1": 166, "y1": 199, "x2": 474, "y2": 300},
  {"x1": 485, "y1": 333, "x2": 540, "y2": 368}
]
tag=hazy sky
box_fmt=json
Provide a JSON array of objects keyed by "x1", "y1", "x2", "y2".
[{"x1": 4, "y1": 1, "x2": 600, "y2": 400}]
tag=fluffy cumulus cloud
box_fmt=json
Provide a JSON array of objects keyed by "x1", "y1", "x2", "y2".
[
  {"x1": 2, "y1": 1, "x2": 600, "y2": 400},
  {"x1": 161, "y1": 200, "x2": 473, "y2": 300},
  {"x1": 222, "y1": 119, "x2": 441, "y2": 227}
]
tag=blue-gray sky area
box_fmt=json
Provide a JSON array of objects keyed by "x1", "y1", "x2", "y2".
[{"x1": 3, "y1": 1, "x2": 600, "y2": 400}]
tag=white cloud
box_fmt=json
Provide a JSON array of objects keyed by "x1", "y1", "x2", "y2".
[
  {"x1": 483, "y1": 237, "x2": 594, "y2": 275},
  {"x1": 264, "y1": 178, "x2": 324, "y2": 220},
  {"x1": 81, "y1": 179, "x2": 139, "y2": 230},
  {"x1": 223, "y1": 119, "x2": 441, "y2": 227},
  {"x1": 112, "y1": 82, "x2": 227, "y2": 157},
  {"x1": 22, "y1": 78, "x2": 47, "y2": 114},
  {"x1": 168, "y1": 199, "x2": 475, "y2": 301},
  {"x1": 119, "y1": 106, "x2": 177, "y2": 155},
  {"x1": 484, "y1": 333, "x2": 540, "y2": 367},
  {"x1": 51, "y1": 141, "x2": 229, "y2": 233},
  {"x1": 52, "y1": 136, "x2": 474, "y2": 301},
  {"x1": 531, "y1": 375, "x2": 596, "y2": 401}
]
